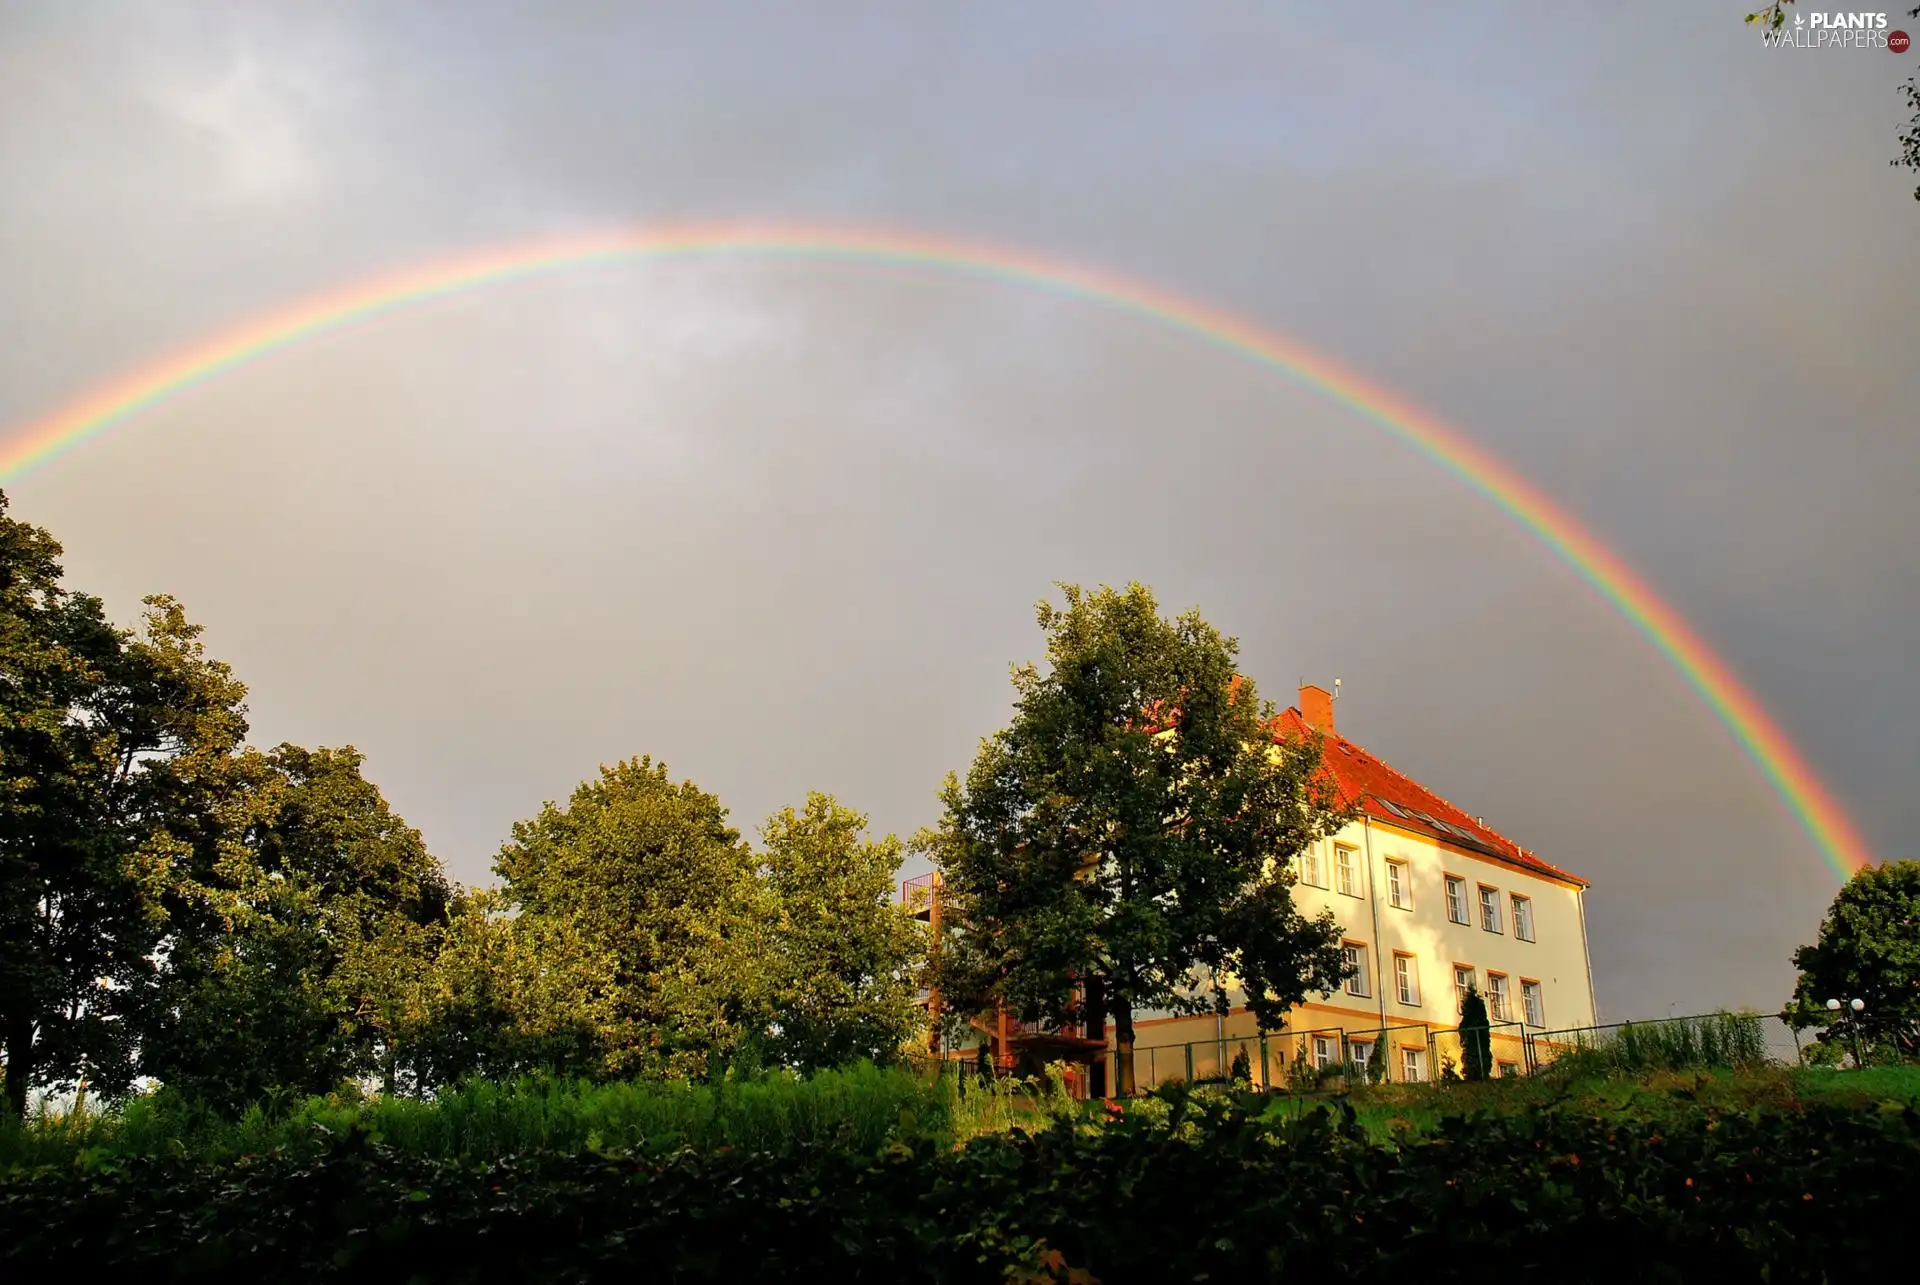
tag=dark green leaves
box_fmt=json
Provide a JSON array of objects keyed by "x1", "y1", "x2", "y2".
[{"x1": 929, "y1": 582, "x2": 1352, "y2": 1048}]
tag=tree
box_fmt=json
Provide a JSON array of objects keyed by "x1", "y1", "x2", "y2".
[
  {"x1": 1746, "y1": 2, "x2": 1920, "y2": 201},
  {"x1": 400, "y1": 888, "x2": 622, "y2": 1089},
  {"x1": 0, "y1": 491, "x2": 252, "y2": 1118},
  {"x1": 1784, "y1": 859, "x2": 1920, "y2": 1061},
  {"x1": 756, "y1": 794, "x2": 924, "y2": 1072},
  {"x1": 927, "y1": 583, "x2": 1352, "y2": 1096},
  {"x1": 1459, "y1": 986, "x2": 1493, "y2": 1083},
  {"x1": 138, "y1": 744, "x2": 453, "y2": 1111},
  {"x1": 493, "y1": 757, "x2": 764, "y2": 1080}
]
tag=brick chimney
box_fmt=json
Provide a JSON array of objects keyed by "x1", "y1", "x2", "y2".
[{"x1": 1299, "y1": 684, "x2": 1334, "y2": 735}]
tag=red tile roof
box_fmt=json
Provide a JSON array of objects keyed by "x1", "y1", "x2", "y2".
[{"x1": 1273, "y1": 708, "x2": 1588, "y2": 888}]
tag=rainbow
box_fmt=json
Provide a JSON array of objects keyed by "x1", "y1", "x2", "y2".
[{"x1": 0, "y1": 222, "x2": 1877, "y2": 882}]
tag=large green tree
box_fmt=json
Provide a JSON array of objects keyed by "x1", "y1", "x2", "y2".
[
  {"x1": 493, "y1": 757, "x2": 764, "y2": 1080},
  {"x1": 398, "y1": 888, "x2": 621, "y2": 1089},
  {"x1": 0, "y1": 492, "x2": 255, "y2": 1118},
  {"x1": 139, "y1": 744, "x2": 452, "y2": 1111},
  {"x1": 757, "y1": 794, "x2": 923, "y2": 1072},
  {"x1": 1785, "y1": 859, "x2": 1920, "y2": 1061},
  {"x1": 927, "y1": 583, "x2": 1352, "y2": 1094}
]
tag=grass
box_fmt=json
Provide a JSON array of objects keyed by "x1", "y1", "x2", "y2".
[
  {"x1": 7, "y1": 1059, "x2": 1915, "y2": 1172},
  {"x1": 1536, "y1": 1011, "x2": 1774, "y2": 1077},
  {"x1": 0, "y1": 1060, "x2": 967, "y2": 1171},
  {"x1": 1254, "y1": 1062, "x2": 1920, "y2": 1142}
]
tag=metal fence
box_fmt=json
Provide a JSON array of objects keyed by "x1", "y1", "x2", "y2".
[
  {"x1": 1106, "y1": 1019, "x2": 1536, "y2": 1096},
  {"x1": 931, "y1": 1009, "x2": 1907, "y2": 1101},
  {"x1": 1524, "y1": 1010, "x2": 1808, "y2": 1072}
]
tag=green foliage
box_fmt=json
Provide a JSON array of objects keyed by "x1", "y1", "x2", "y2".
[
  {"x1": 0, "y1": 493, "x2": 252, "y2": 1117},
  {"x1": 398, "y1": 888, "x2": 619, "y2": 1089},
  {"x1": 1286, "y1": 1042, "x2": 1318, "y2": 1092},
  {"x1": 1459, "y1": 986, "x2": 1493, "y2": 1083},
  {"x1": 492, "y1": 757, "x2": 765, "y2": 1080},
  {"x1": 928, "y1": 583, "x2": 1352, "y2": 1092},
  {"x1": 4, "y1": 1079, "x2": 1917, "y2": 1280},
  {"x1": 755, "y1": 794, "x2": 924, "y2": 1072},
  {"x1": 140, "y1": 744, "x2": 452, "y2": 1114},
  {"x1": 1785, "y1": 859, "x2": 1920, "y2": 1061},
  {"x1": 0, "y1": 1062, "x2": 951, "y2": 1171},
  {"x1": 1228, "y1": 1043, "x2": 1251, "y2": 1085},
  {"x1": 1543, "y1": 1012, "x2": 1771, "y2": 1078}
]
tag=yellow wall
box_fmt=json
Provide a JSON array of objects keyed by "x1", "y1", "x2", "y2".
[{"x1": 1117, "y1": 814, "x2": 1596, "y2": 1085}]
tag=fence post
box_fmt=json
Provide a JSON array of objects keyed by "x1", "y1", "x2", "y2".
[
  {"x1": 1260, "y1": 1034, "x2": 1271, "y2": 1092},
  {"x1": 1185, "y1": 1041, "x2": 1194, "y2": 1084}
]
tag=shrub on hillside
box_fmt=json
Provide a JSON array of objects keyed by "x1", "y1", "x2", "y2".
[
  {"x1": 1542, "y1": 1012, "x2": 1770, "y2": 1078},
  {"x1": 3, "y1": 1084, "x2": 1916, "y2": 1281}
]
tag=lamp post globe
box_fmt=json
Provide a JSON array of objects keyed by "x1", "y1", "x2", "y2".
[
  {"x1": 1827, "y1": 998, "x2": 1842, "y2": 1011},
  {"x1": 1850, "y1": 998, "x2": 1865, "y2": 1013}
]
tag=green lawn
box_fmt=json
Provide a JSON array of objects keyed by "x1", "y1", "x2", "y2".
[
  {"x1": 1252, "y1": 1063, "x2": 1920, "y2": 1141},
  {"x1": 8, "y1": 1061, "x2": 1916, "y2": 1172}
]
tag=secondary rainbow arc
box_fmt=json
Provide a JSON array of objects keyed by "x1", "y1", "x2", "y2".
[{"x1": 0, "y1": 222, "x2": 1877, "y2": 883}]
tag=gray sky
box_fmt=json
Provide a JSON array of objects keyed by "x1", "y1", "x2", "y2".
[{"x1": 3, "y1": 1, "x2": 1914, "y2": 1021}]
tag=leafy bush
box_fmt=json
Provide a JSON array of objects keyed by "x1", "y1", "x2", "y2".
[
  {"x1": 1460, "y1": 987, "x2": 1493, "y2": 1082},
  {"x1": 0, "y1": 1062, "x2": 952, "y2": 1171},
  {"x1": 1541, "y1": 1012, "x2": 1771, "y2": 1078},
  {"x1": 3, "y1": 1085, "x2": 1916, "y2": 1281}
]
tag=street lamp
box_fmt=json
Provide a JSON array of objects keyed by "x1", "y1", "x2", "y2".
[{"x1": 1825, "y1": 997, "x2": 1867, "y2": 1068}]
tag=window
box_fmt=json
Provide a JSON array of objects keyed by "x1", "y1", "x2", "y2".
[
  {"x1": 1487, "y1": 972, "x2": 1510, "y2": 1022},
  {"x1": 1521, "y1": 979, "x2": 1545, "y2": 1028},
  {"x1": 1350, "y1": 1040, "x2": 1374, "y2": 1075},
  {"x1": 1453, "y1": 965, "x2": 1476, "y2": 1015},
  {"x1": 1385, "y1": 859, "x2": 1410, "y2": 910},
  {"x1": 1401, "y1": 1047, "x2": 1428, "y2": 1083},
  {"x1": 1311, "y1": 1035, "x2": 1337, "y2": 1070},
  {"x1": 1445, "y1": 876, "x2": 1469, "y2": 925},
  {"x1": 1478, "y1": 885, "x2": 1503, "y2": 934},
  {"x1": 1511, "y1": 894, "x2": 1535, "y2": 942},
  {"x1": 1497, "y1": 1061, "x2": 1521, "y2": 1079},
  {"x1": 1335, "y1": 845, "x2": 1360, "y2": 897},
  {"x1": 1342, "y1": 943, "x2": 1370, "y2": 997},
  {"x1": 1393, "y1": 953, "x2": 1421, "y2": 1006},
  {"x1": 1299, "y1": 843, "x2": 1326, "y2": 888}
]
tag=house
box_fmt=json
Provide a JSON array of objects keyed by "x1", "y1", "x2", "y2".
[{"x1": 906, "y1": 683, "x2": 1598, "y2": 1092}]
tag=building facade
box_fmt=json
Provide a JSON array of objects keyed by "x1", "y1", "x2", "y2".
[
  {"x1": 909, "y1": 683, "x2": 1598, "y2": 1092},
  {"x1": 1124, "y1": 685, "x2": 1598, "y2": 1087}
]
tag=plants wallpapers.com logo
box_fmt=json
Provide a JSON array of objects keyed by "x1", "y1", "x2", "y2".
[{"x1": 1761, "y1": 11, "x2": 1910, "y2": 48}]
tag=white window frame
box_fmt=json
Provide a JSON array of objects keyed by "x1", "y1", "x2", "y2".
[
  {"x1": 1350, "y1": 1039, "x2": 1374, "y2": 1074},
  {"x1": 1386, "y1": 859, "x2": 1410, "y2": 910},
  {"x1": 1393, "y1": 953, "x2": 1421, "y2": 1007},
  {"x1": 1342, "y1": 942, "x2": 1370, "y2": 997},
  {"x1": 1299, "y1": 843, "x2": 1326, "y2": 888},
  {"x1": 1311, "y1": 1035, "x2": 1337, "y2": 1070},
  {"x1": 1335, "y1": 845, "x2": 1360, "y2": 897},
  {"x1": 1521, "y1": 979, "x2": 1545, "y2": 1028},
  {"x1": 1478, "y1": 885, "x2": 1503, "y2": 934},
  {"x1": 1401, "y1": 1046, "x2": 1427, "y2": 1083},
  {"x1": 1453, "y1": 965, "x2": 1475, "y2": 1014},
  {"x1": 1511, "y1": 894, "x2": 1535, "y2": 942},
  {"x1": 1487, "y1": 971, "x2": 1510, "y2": 1022},
  {"x1": 1444, "y1": 875, "x2": 1469, "y2": 925},
  {"x1": 1497, "y1": 1061, "x2": 1521, "y2": 1079}
]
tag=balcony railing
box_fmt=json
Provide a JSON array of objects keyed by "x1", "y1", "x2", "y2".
[{"x1": 901, "y1": 872, "x2": 939, "y2": 916}]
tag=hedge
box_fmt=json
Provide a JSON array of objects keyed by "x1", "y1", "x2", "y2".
[{"x1": 3, "y1": 1091, "x2": 1916, "y2": 1282}]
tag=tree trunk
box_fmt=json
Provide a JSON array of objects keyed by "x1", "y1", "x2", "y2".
[
  {"x1": 3, "y1": 1023, "x2": 33, "y2": 1120},
  {"x1": 1114, "y1": 1003, "x2": 1136, "y2": 1097}
]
